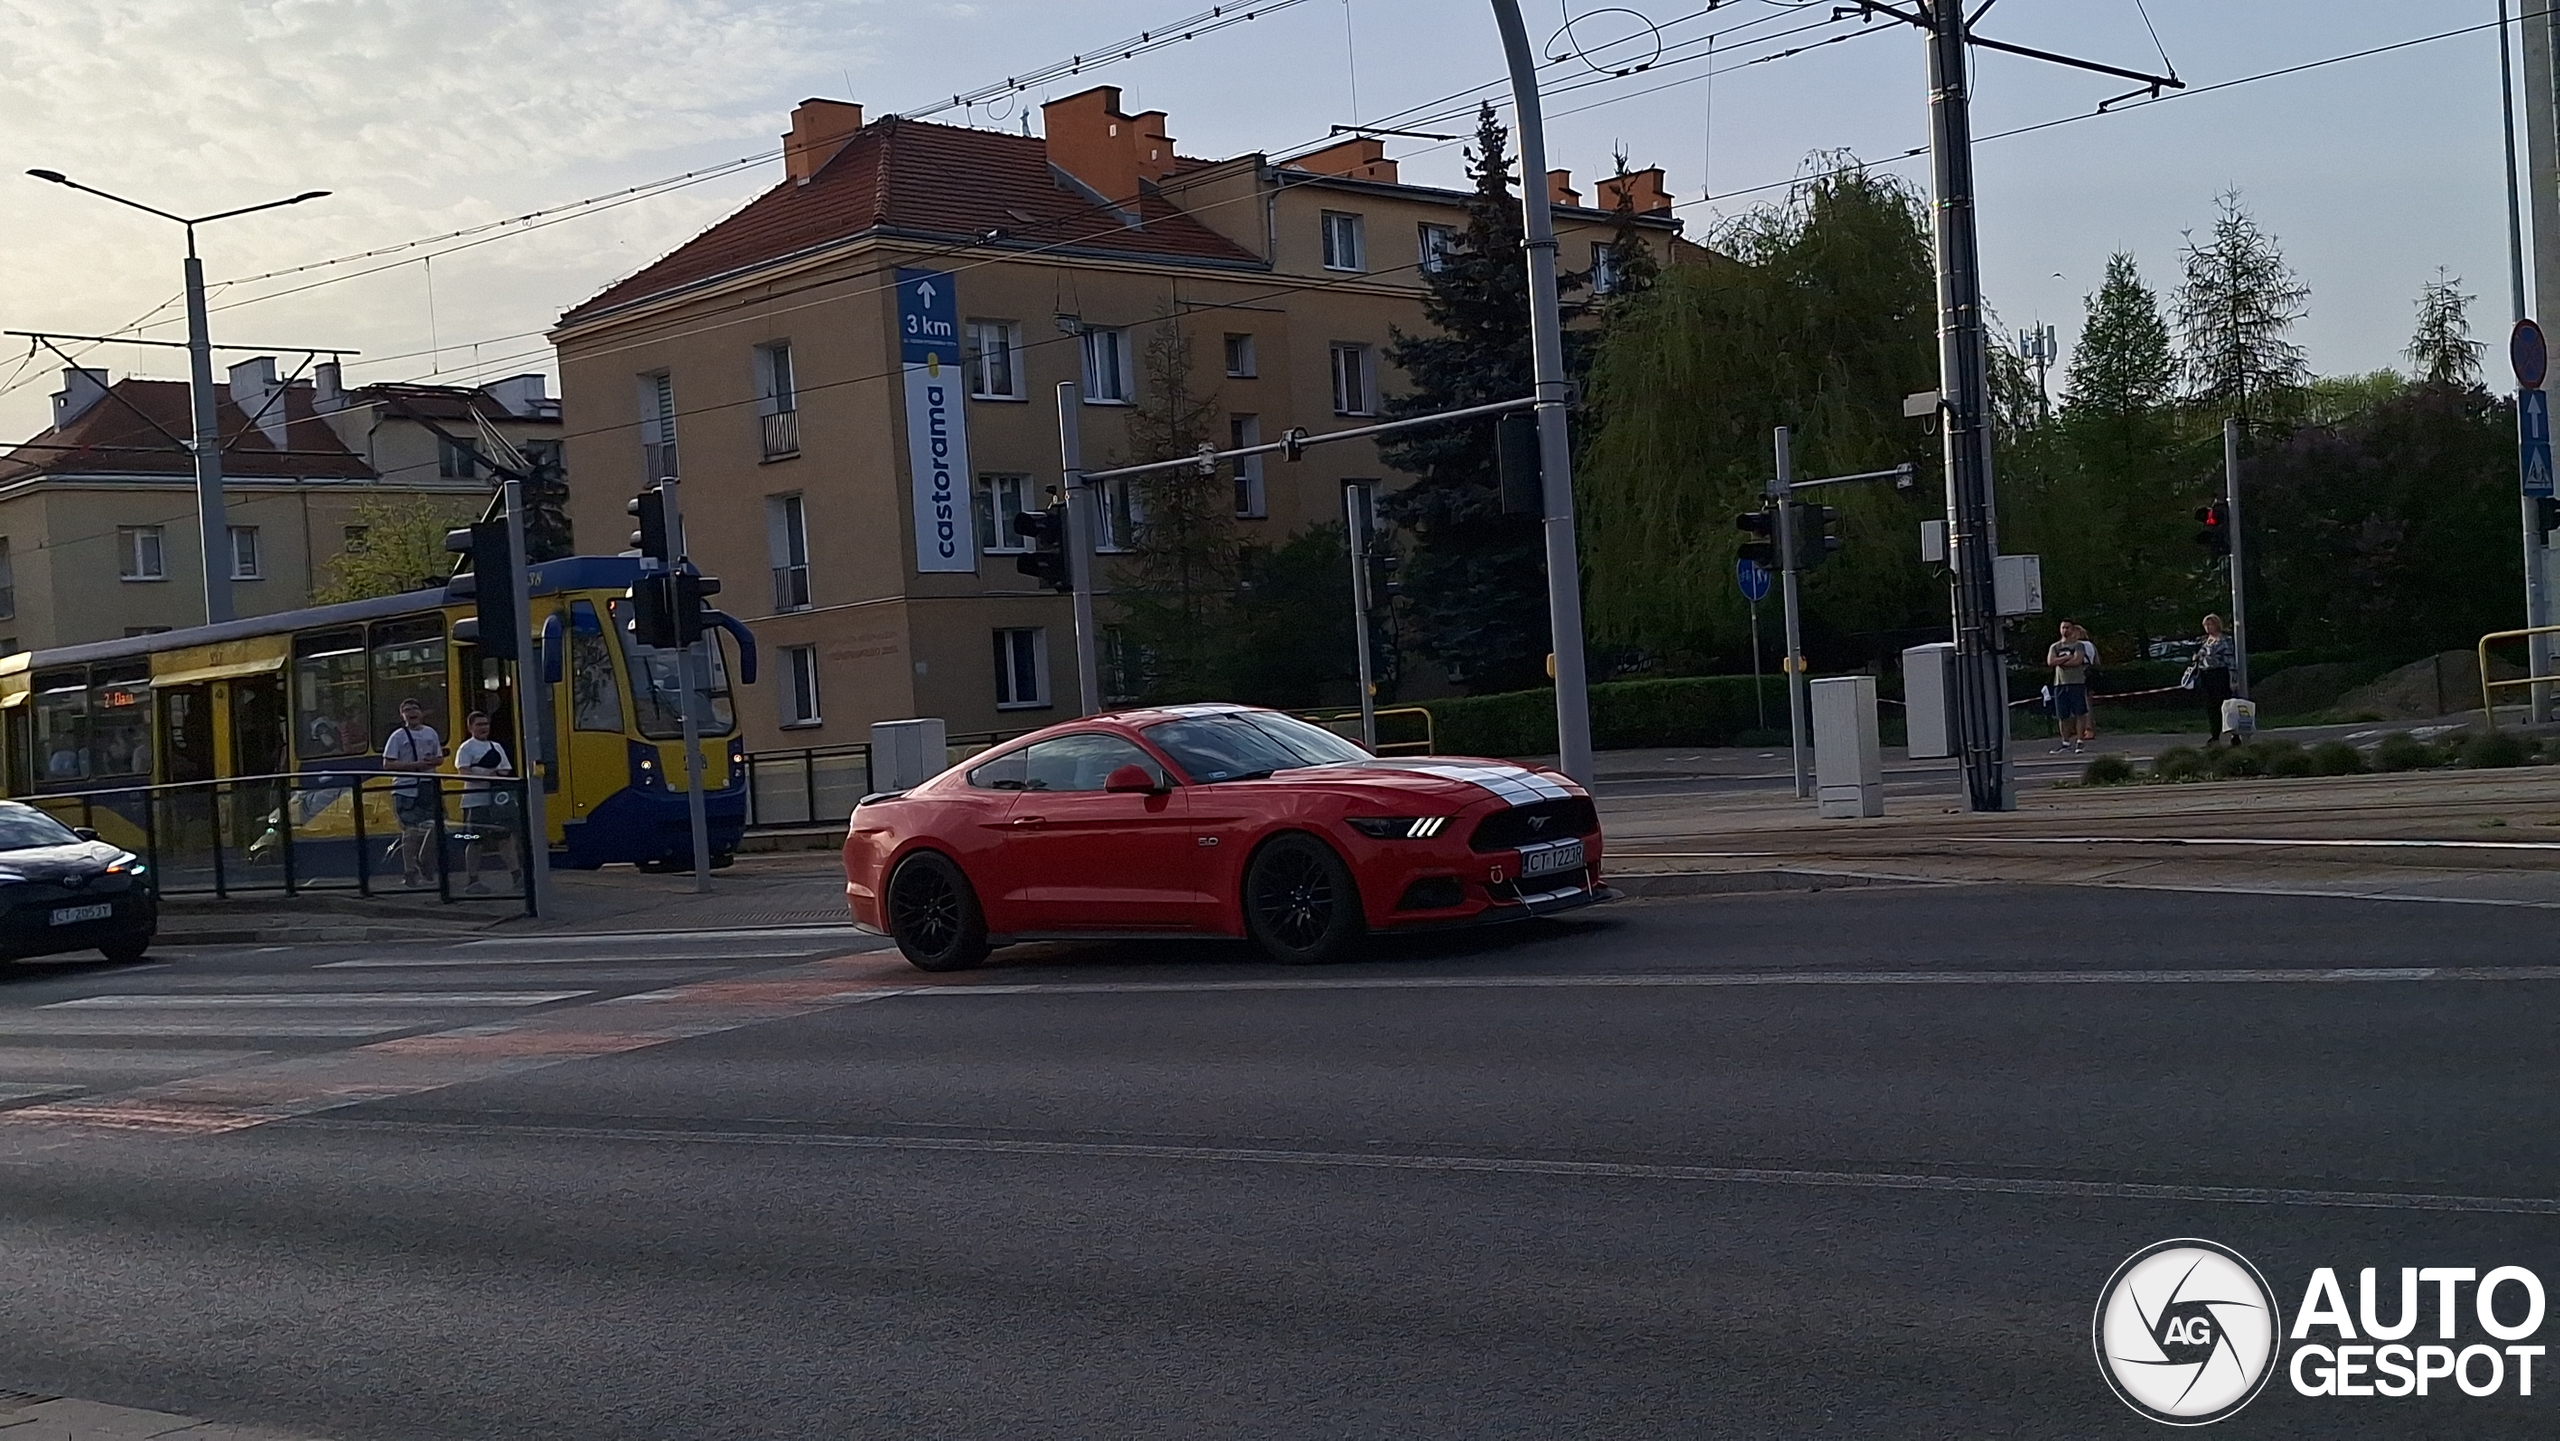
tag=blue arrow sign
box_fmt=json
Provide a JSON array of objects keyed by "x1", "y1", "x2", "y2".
[
  {"x1": 1736, "y1": 556, "x2": 1772, "y2": 603},
  {"x1": 2525, "y1": 388, "x2": 2553, "y2": 498}
]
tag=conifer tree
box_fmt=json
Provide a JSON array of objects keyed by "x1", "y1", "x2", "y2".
[
  {"x1": 2406, "y1": 269, "x2": 2484, "y2": 388},
  {"x1": 2064, "y1": 252, "x2": 2177, "y2": 418},
  {"x1": 2174, "y1": 191, "x2": 2308, "y2": 417}
]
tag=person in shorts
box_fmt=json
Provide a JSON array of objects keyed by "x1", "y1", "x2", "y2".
[
  {"x1": 452, "y1": 710, "x2": 518, "y2": 895},
  {"x1": 381, "y1": 697, "x2": 443, "y2": 888},
  {"x1": 2046, "y1": 621, "x2": 2096, "y2": 753}
]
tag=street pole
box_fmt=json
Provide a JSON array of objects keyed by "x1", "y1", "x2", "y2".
[
  {"x1": 2222, "y1": 418, "x2": 2251, "y2": 702},
  {"x1": 1773, "y1": 428, "x2": 1810, "y2": 800},
  {"x1": 1923, "y1": 0, "x2": 2012, "y2": 812},
  {"x1": 657, "y1": 478, "x2": 713, "y2": 894},
  {"x1": 1055, "y1": 382, "x2": 1102, "y2": 715},
  {"x1": 1749, "y1": 597, "x2": 1765, "y2": 731},
  {"x1": 181, "y1": 236, "x2": 233, "y2": 626},
  {"x1": 501, "y1": 472, "x2": 549, "y2": 917},
  {"x1": 2503, "y1": 0, "x2": 2554, "y2": 722},
  {"x1": 1344, "y1": 481, "x2": 1380, "y2": 749},
  {"x1": 1490, "y1": 0, "x2": 1596, "y2": 786}
]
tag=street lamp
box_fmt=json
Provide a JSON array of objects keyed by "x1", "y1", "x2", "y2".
[{"x1": 24, "y1": 170, "x2": 328, "y2": 625}]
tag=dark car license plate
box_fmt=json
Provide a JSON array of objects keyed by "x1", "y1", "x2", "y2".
[{"x1": 49, "y1": 902, "x2": 113, "y2": 926}]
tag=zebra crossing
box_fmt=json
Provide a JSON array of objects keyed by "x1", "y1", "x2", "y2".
[{"x1": 0, "y1": 927, "x2": 909, "y2": 1139}]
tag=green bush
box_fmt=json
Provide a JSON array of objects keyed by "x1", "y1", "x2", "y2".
[
  {"x1": 1428, "y1": 675, "x2": 1779, "y2": 758},
  {"x1": 2307, "y1": 741, "x2": 2367, "y2": 776},
  {"x1": 2151, "y1": 745, "x2": 2211, "y2": 782},
  {"x1": 2081, "y1": 754, "x2": 2136, "y2": 786},
  {"x1": 2374, "y1": 732, "x2": 2438, "y2": 772},
  {"x1": 2255, "y1": 739, "x2": 2314, "y2": 778},
  {"x1": 2210, "y1": 743, "x2": 2270, "y2": 779},
  {"x1": 2461, "y1": 730, "x2": 2530, "y2": 769}
]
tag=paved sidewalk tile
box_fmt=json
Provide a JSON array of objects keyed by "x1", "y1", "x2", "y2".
[{"x1": 0, "y1": 1394, "x2": 328, "y2": 1439}]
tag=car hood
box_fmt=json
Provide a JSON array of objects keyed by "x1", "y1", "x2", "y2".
[
  {"x1": 1259, "y1": 757, "x2": 1583, "y2": 808},
  {"x1": 0, "y1": 841, "x2": 125, "y2": 883}
]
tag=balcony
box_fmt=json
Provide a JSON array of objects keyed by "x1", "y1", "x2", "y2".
[
  {"x1": 772, "y1": 564, "x2": 811, "y2": 612},
  {"x1": 760, "y1": 408, "x2": 800, "y2": 461},
  {"x1": 641, "y1": 440, "x2": 678, "y2": 483}
]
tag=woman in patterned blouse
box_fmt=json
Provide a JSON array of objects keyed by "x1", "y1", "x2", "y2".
[{"x1": 2190, "y1": 614, "x2": 2236, "y2": 745}]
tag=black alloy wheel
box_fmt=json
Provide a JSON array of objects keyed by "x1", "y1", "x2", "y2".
[
  {"x1": 1242, "y1": 832, "x2": 1362, "y2": 965},
  {"x1": 886, "y1": 851, "x2": 989, "y2": 972}
]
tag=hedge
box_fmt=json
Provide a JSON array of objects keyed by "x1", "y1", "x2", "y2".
[{"x1": 1428, "y1": 676, "x2": 1777, "y2": 758}]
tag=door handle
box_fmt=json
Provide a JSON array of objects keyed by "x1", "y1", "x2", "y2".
[{"x1": 1010, "y1": 815, "x2": 1046, "y2": 829}]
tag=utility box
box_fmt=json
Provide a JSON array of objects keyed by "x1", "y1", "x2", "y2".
[
  {"x1": 1811, "y1": 675, "x2": 1886, "y2": 819},
  {"x1": 1902, "y1": 642, "x2": 1958, "y2": 760},
  {"x1": 1993, "y1": 553, "x2": 2045, "y2": 616},
  {"x1": 870, "y1": 718, "x2": 949, "y2": 793}
]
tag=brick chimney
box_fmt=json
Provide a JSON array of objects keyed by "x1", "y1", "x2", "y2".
[
  {"x1": 50, "y1": 368, "x2": 109, "y2": 430},
  {"x1": 1595, "y1": 167, "x2": 1673, "y2": 217},
  {"x1": 226, "y1": 356, "x2": 291, "y2": 449},
  {"x1": 1042, "y1": 86, "x2": 1176, "y2": 204},
  {"x1": 1286, "y1": 136, "x2": 1398, "y2": 184},
  {"x1": 784, "y1": 98, "x2": 865, "y2": 185},
  {"x1": 1547, "y1": 170, "x2": 1581, "y2": 208}
]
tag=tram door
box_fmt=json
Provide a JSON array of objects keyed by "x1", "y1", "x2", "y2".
[
  {"x1": 225, "y1": 673, "x2": 289, "y2": 868},
  {"x1": 156, "y1": 684, "x2": 218, "y2": 866}
]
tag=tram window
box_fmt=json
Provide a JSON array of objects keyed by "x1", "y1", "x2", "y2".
[
  {"x1": 569, "y1": 601, "x2": 625, "y2": 733},
  {"x1": 87, "y1": 662, "x2": 150, "y2": 779},
  {"x1": 33, "y1": 668, "x2": 87, "y2": 783},
  {"x1": 294, "y1": 628, "x2": 368, "y2": 759},
  {"x1": 607, "y1": 597, "x2": 737, "y2": 740},
  {"x1": 368, "y1": 616, "x2": 448, "y2": 747}
]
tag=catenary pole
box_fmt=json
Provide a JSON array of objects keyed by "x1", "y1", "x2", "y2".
[
  {"x1": 1490, "y1": 0, "x2": 1596, "y2": 785},
  {"x1": 501, "y1": 471, "x2": 550, "y2": 917},
  {"x1": 1345, "y1": 481, "x2": 1380, "y2": 748},
  {"x1": 180, "y1": 234, "x2": 234, "y2": 625},
  {"x1": 1055, "y1": 382, "x2": 1102, "y2": 715}
]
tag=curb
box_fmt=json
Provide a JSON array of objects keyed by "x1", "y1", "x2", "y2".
[{"x1": 1608, "y1": 868, "x2": 1942, "y2": 898}]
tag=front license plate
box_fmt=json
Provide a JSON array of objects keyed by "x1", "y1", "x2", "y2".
[
  {"x1": 49, "y1": 903, "x2": 113, "y2": 926},
  {"x1": 1518, "y1": 839, "x2": 1585, "y2": 877}
]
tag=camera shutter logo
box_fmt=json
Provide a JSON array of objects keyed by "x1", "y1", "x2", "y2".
[{"x1": 2094, "y1": 1238, "x2": 2282, "y2": 1425}]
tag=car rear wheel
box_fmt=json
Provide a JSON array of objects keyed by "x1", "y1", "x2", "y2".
[
  {"x1": 887, "y1": 851, "x2": 989, "y2": 972},
  {"x1": 1243, "y1": 832, "x2": 1362, "y2": 965}
]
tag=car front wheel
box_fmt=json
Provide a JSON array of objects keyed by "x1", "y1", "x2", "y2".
[
  {"x1": 1242, "y1": 832, "x2": 1363, "y2": 965},
  {"x1": 99, "y1": 930, "x2": 152, "y2": 965},
  {"x1": 886, "y1": 851, "x2": 989, "y2": 972}
]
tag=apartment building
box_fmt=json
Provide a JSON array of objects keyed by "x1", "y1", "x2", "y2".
[
  {"x1": 0, "y1": 361, "x2": 546, "y2": 652},
  {"x1": 550, "y1": 87, "x2": 1681, "y2": 747}
]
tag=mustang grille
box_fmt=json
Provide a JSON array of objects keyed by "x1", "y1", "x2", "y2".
[{"x1": 1468, "y1": 797, "x2": 1597, "y2": 852}]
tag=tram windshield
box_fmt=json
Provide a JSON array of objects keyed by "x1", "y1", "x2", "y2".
[{"x1": 607, "y1": 597, "x2": 737, "y2": 739}]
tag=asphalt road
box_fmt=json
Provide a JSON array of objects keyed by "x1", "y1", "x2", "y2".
[{"x1": 0, "y1": 887, "x2": 2554, "y2": 1439}]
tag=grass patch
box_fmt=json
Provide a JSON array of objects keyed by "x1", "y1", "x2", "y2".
[{"x1": 2080, "y1": 754, "x2": 2136, "y2": 786}]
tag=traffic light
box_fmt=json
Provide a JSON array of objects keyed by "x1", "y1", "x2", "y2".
[
  {"x1": 1014, "y1": 497, "x2": 1071, "y2": 593},
  {"x1": 1790, "y1": 502, "x2": 1841, "y2": 572},
  {"x1": 2195, "y1": 501, "x2": 2230, "y2": 555},
  {"x1": 1496, "y1": 411, "x2": 1542, "y2": 516},
  {"x1": 2537, "y1": 495, "x2": 2560, "y2": 537},
  {"x1": 673, "y1": 567, "x2": 722, "y2": 644},
  {"x1": 628, "y1": 486, "x2": 671, "y2": 566},
  {"x1": 442, "y1": 521, "x2": 518, "y2": 659},
  {"x1": 1735, "y1": 503, "x2": 1779, "y2": 568},
  {"x1": 1365, "y1": 548, "x2": 1403, "y2": 610},
  {"x1": 625, "y1": 575, "x2": 678, "y2": 649}
]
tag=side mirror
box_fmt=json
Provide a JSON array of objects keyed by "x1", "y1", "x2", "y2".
[
  {"x1": 1103, "y1": 764, "x2": 1163, "y2": 794},
  {"x1": 72, "y1": 827, "x2": 98, "y2": 841}
]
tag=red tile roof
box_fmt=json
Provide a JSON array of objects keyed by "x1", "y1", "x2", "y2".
[
  {"x1": 558, "y1": 116, "x2": 1263, "y2": 328},
  {"x1": 0, "y1": 379, "x2": 373, "y2": 486}
]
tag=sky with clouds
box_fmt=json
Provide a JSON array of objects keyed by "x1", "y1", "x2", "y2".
[{"x1": 0, "y1": 1, "x2": 2524, "y2": 439}]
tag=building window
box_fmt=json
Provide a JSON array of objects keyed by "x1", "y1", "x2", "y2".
[
  {"x1": 1080, "y1": 327, "x2": 1131, "y2": 404},
  {"x1": 973, "y1": 474, "x2": 1037, "y2": 554},
  {"x1": 1590, "y1": 241, "x2": 1623, "y2": 296},
  {"x1": 967, "y1": 320, "x2": 1023, "y2": 400},
  {"x1": 0, "y1": 538, "x2": 15, "y2": 621},
  {"x1": 638, "y1": 371, "x2": 679, "y2": 480},
  {"x1": 118, "y1": 526, "x2": 165, "y2": 582},
  {"x1": 781, "y1": 644, "x2": 821, "y2": 727},
  {"x1": 436, "y1": 436, "x2": 480, "y2": 479},
  {"x1": 1230, "y1": 414, "x2": 1265, "y2": 518},
  {"x1": 767, "y1": 493, "x2": 811, "y2": 611},
  {"x1": 1329, "y1": 343, "x2": 1374, "y2": 416},
  {"x1": 1419, "y1": 223, "x2": 1458, "y2": 273},
  {"x1": 994, "y1": 627, "x2": 1049, "y2": 710},
  {"x1": 1224, "y1": 333, "x2": 1257, "y2": 378},
  {"x1": 755, "y1": 342, "x2": 798, "y2": 460},
  {"x1": 1092, "y1": 477, "x2": 1140, "y2": 553},
  {"x1": 1321, "y1": 211, "x2": 1366, "y2": 272},
  {"x1": 229, "y1": 525, "x2": 261, "y2": 580}
]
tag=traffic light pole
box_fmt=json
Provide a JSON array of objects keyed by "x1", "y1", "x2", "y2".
[
  {"x1": 1772, "y1": 429, "x2": 1811, "y2": 800},
  {"x1": 2222, "y1": 418, "x2": 2251, "y2": 701},
  {"x1": 502, "y1": 473, "x2": 549, "y2": 917},
  {"x1": 1055, "y1": 382, "x2": 1102, "y2": 717},
  {"x1": 657, "y1": 479, "x2": 714, "y2": 894},
  {"x1": 1344, "y1": 480, "x2": 1381, "y2": 749}
]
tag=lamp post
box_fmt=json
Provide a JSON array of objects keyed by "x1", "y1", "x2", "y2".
[{"x1": 24, "y1": 170, "x2": 328, "y2": 626}]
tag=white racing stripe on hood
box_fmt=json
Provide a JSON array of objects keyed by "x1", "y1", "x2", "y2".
[{"x1": 1351, "y1": 759, "x2": 1574, "y2": 806}]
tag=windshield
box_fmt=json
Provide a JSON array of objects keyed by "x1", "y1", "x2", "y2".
[
  {"x1": 608, "y1": 597, "x2": 737, "y2": 740},
  {"x1": 0, "y1": 804, "x2": 81, "y2": 851},
  {"x1": 1141, "y1": 711, "x2": 1370, "y2": 783}
]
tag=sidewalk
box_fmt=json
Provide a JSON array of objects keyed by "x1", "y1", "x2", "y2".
[{"x1": 0, "y1": 1391, "x2": 323, "y2": 1440}]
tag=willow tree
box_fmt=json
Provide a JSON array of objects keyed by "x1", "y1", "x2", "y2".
[{"x1": 1577, "y1": 160, "x2": 1939, "y2": 670}]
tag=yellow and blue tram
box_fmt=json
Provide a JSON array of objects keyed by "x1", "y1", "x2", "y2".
[{"x1": 0, "y1": 556, "x2": 755, "y2": 871}]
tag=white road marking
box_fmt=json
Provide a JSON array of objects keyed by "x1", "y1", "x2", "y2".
[
  {"x1": 449, "y1": 925, "x2": 866, "y2": 949},
  {"x1": 301, "y1": 1119, "x2": 2560, "y2": 1218},
  {"x1": 320, "y1": 953, "x2": 819, "y2": 968},
  {"x1": 44, "y1": 991, "x2": 588, "y2": 1009},
  {"x1": 903, "y1": 965, "x2": 2560, "y2": 997},
  {"x1": 0, "y1": 1019, "x2": 414, "y2": 1037}
]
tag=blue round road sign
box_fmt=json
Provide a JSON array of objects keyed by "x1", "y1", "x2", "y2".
[
  {"x1": 2515, "y1": 319, "x2": 2548, "y2": 390},
  {"x1": 1736, "y1": 556, "x2": 1772, "y2": 602}
]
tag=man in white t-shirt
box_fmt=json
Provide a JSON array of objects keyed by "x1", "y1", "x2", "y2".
[
  {"x1": 381, "y1": 697, "x2": 443, "y2": 888},
  {"x1": 452, "y1": 710, "x2": 518, "y2": 895}
]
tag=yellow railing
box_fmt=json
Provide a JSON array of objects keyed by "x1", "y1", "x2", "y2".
[
  {"x1": 2477, "y1": 624, "x2": 2560, "y2": 728},
  {"x1": 1295, "y1": 705, "x2": 1436, "y2": 756}
]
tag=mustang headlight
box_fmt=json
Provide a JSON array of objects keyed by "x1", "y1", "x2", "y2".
[{"x1": 1346, "y1": 816, "x2": 1451, "y2": 840}]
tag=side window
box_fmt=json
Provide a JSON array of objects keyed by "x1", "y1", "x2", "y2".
[
  {"x1": 368, "y1": 616, "x2": 449, "y2": 748},
  {"x1": 87, "y1": 663, "x2": 151, "y2": 780},
  {"x1": 1019, "y1": 733, "x2": 1164, "y2": 793},
  {"x1": 966, "y1": 748, "x2": 1028, "y2": 791},
  {"x1": 293, "y1": 628, "x2": 368, "y2": 760},
  {"x1": 569, "y1": 601, "x2": 625, "y2": 733},
  {"x1": 33, "y1": 667, "x2": 87, "y2": 784}
]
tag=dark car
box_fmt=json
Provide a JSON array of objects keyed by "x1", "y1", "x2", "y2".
[{"x1": 0, "y1": 803, "x2": 156, "y2": 965}]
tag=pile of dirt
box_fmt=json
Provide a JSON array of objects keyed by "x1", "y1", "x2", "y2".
[
  {"x1": 2249, "y1": 660, "x2": 2391, "y2": 717},
  {"x1": 2331, "y1": 650, "x2": 2524, "y2": 720}
]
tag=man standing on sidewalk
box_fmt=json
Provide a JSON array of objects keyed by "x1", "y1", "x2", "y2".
[
  {"x1": 2046, "y1": 621, "x2": 2097, "y2": 753},
  {"x1": 381, "y1": 697, "x2": 444, "y2": 889}
]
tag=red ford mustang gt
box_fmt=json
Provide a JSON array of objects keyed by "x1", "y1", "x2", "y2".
[{"x1": 843, "y1": 704, "x2": 1612, "y2": 970}]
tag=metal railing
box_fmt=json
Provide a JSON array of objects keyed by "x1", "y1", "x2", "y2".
[
  {"x1": 18, "y1": 771, "x2": 535, "y2": 913},
  {"x1": 2478, "y1": 624, "x2": 2560, "y2": 728},
  {"x1": 741, "y1": 744, "x2": 871, "y2": 830},
  {"x1": 759, "y1": 409, "x2": 800, "y2": 460},
  {"x1": 771, "y1": 563, "x2": 810, "y2": 611},
  {"x1": 1295, "y1": 705, "x2": 1436, "y2": 755}
]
